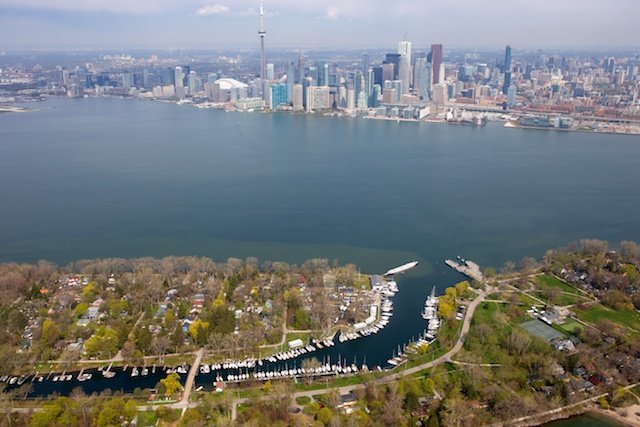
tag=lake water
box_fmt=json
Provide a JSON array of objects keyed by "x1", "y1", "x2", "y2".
[{"x1": 1, "y1": 97, "x2": 639, "y2": 413}]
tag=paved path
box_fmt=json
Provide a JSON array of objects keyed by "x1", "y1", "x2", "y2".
[{"x1": 179, "y1": 348, "x2": 204, "y2": 410}]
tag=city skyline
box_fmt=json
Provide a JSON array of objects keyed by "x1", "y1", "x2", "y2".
[{"x1": 1, "y1": 0, "x2": 639, "y2": 50}]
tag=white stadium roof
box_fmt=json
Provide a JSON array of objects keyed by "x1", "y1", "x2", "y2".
[{"x1": 215, "y1": 78, "x2": 248, "y2": 90}]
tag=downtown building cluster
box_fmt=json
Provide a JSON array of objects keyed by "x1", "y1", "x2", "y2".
[{"x1": 2, "y1": 43, "x2": 640, "y2": 130}]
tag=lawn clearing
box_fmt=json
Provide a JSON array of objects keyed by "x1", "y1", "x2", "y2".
[
  {"x1": 558, "y1": 319, "x2": 584, "y2": 335},
  {"x1": 573, "y1": 303, "x2": 640, "y2": 332},
  {"x1": 534, "y1": 274, "x2": 583, "y2": 295}
]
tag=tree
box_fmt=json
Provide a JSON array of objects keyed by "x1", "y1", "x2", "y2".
[
  {"x1": 454, "y1": 281, "x2": 470, "y2": 299},
  {"x1": 620, "y1": 241, "x2": 640, "y2": 261},
  {"x1": 160, "y1": 373, "x2": 183, "y2": 398},
  {"x1": 438, "y1": 300, "x2": 455, "y2": 319},
  {"x1": 188, "y1": 319, "x2": 210, "y2": 345},
  {"x1": 293, "y1": 308, "x2": 311, "y2": 329},
  {"x1": 178, "y1": 409, "x2": 206, "y2": 427},
  {"x1": 134, "y1": 326, "x2": 152, "y2": 354},
  {"x1": 40, "y1": 319, "x2": 60, "y2": 347},
  {"x1": 316, "y1": 407, "x2": 333, "y2": 425}
]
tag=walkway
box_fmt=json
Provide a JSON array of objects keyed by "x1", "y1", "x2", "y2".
[{"x1": 179, "y1": 348, "x2": 204, "y2": 410}]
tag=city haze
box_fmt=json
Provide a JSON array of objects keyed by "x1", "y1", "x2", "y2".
[{"x1": 1, "y1": 0, "x2": 639, "y2": 49}]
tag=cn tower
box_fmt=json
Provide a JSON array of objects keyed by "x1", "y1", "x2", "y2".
[{"x1": 258, "y1": 0, "x2": 266, "y2": 81}]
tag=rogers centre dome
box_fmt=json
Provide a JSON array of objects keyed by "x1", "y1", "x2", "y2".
[{"x1": 214, "y1": 78, "x2": 248, "y2": 90}]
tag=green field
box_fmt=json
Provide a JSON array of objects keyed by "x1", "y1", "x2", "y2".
[
  {"x1": 558, "y1": 319, "x2": 584, "y2": 335},
  {"x1": 573, "y1": 303, "x2": 640, "y2": 332},
  {"x1": 534, "y1": 275, "x2": 583, "y2": 295}
]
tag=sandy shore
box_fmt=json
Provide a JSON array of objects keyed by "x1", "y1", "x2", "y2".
[{"x1": 590, "y1": 405, "x2": 640, "y2": 427}]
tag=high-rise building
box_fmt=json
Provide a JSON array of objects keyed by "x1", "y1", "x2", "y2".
[
  {"x1": 430, "y1": 44, "x2": 443, "y2": 85},
  {"x1": 293, "y1": 84, "x2": 304, "y2": 111},
  {"x1": 372, "y1": 66, "x2": 383, "y2": 86},
  {"x1": 361, "y1": 54, "x2": 370, "y2": 73},
  {"x1": 502, "y1": 72, "x2": 511, "y2": 95},
  {"x1": 398, "y1": 40, "x2": 412, "y2": 95},
  {"x1": 266, "y1": 63, "x2": 274, "y2": 81},
  {"x1": 174, "y1": 67, "x2": 184, "y2": 88},
  {"x1": 306, "y1": 86, "x2": 330, "y2": 111},
  {"x1": 174, "y1": 66, "x2": 185, "y2": 99},
  {"x1": 298, "y1": 53, "x2": 305, "y2": 84},
  {"x1": 507, "y1": 84, "x2": 516, "y2": 107},
  {"x1": 258, "y1": 1, "x2": 266, "y2": 81},
  {"x1": 414, "y1": 57, "x2": 432, "y2": 101},
  {"x1": 287, "y1": 62, "x2": 295, "y2": 102},
  {"x1": 187, "y1": 71, "x2": 199, "y2": 96},
  {"x1": 384, "y1": 53, "x2": 401, "y2": 80},
  {"x1": 432, "y1": 83, "x2": 448, "y2": 105},
  {"x1": 270, "y1": 83, "x2": 288, "y2": 110},
  {"x1": 503, "y1": 45, "x2": 512, "y2": 73}
]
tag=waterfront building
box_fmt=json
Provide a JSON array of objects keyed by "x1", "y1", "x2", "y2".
[
  {"x1": 269, "y1": 83, "x2": 288, "y2": 110},
  {"x1": 392, "y1": 80, "x2": 403, "y2": 102},
  {"x1": 187, "y1": 71, "x2": 199, "y2": 97},
  {"x1": 371, "y1": 84, "x2": 381, "y2": 108},
  {"x1": 306, "y1": 85, "x2": 330, "y2": 112},
  {"x1": 287, "y1": 61, "x2": 295, "y2": 102},
  {"x1": 432, "y1": 83, "x2": 448, "y2": 105},
  {"x1": 213, "y1": 78, "x2": 248, "y2": 102},
  {"x1": 358, "y1": 90, "x2": 368, "y2": 111},
  {"x1": 292, "y1": 84, "x2": 303, "y2": 111},
  {"x1": 235, "y1": 97, "x2": 265, "y2": 110},
  {"x1": 122, "y1": 72, "x2": 133, "y2": 89},
  {"x1": 347, "y1": 88, "x2": 356, "y2": 112},
  {"x1": 174, "y1": 66, "x2": 184, "y2": 99},
  {"x1": 382, "y1": 88, "x2": 396, "y2": 104},
  {"x1": 430, "y1": 44, "x2": 443, "y2": 85}
]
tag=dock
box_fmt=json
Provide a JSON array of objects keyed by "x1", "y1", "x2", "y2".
[{"x1": 445, "y1": 259, "x2": 484, "y2": 282}]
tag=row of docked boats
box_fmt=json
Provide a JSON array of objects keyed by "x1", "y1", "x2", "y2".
[{"x1": 422, "y1": 286, "x2": 441, "y2": 338}]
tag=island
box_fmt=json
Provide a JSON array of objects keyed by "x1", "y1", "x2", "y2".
[{"x1": 1, "y1": 239, "x2": 640, "y2": 426}]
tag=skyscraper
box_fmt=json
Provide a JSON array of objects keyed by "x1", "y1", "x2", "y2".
[
  {"x1": 503, "y1": 45, "x2": 512, "y2": 73},
  {"x1": 430, "y1": 44, "x2": 443, "y2": 85},
  {"x1": 398, "y1": 40, "x2": 412, "y2": 95},
  {"x1": 384, "y1": 53, "x2": 401, "y2": 80},
  {"x1": 258, "y1": 1, "x2": 266, "y2": 81}
]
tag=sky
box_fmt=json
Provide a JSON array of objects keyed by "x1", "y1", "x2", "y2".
[{"x1": 0, "y1": 0, "x2": 638, "y2": 50}]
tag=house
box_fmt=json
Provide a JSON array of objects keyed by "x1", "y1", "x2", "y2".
[{"x1": 336, "y1": 393, "x2": 358, "y2": 414}]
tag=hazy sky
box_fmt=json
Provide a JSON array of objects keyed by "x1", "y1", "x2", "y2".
[{"x1": 0, "y1": 0, "x2": 638, "y2": 50}]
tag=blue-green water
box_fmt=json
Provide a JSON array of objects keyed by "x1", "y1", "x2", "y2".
[
  {"x1": 2, "y1": 97, "x2": 639, "y2": 268},
  {"x1": 543, "y1": 413, "x2": 624, "y2": 427},
  {"x1": 1, "y1": 98, "x2": 639, "y2": 413}
]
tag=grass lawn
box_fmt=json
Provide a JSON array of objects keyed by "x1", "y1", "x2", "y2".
[
  {"x1": 355, "y1": 274, "x2": 371, "y2": 290},
  {"x1": 558, "y1": 319, "x2": 584, "y2": 335},
  {"x1": 534, "y1": 274, "x2": 583, "y2": 295},
  {"x1": 573, "y1": 303, "x2": 640, "y2": 332},
  {"x1": 295, "y1": 396, "x2": 311, "y2": 405},
  {"x1": 136, "y1": 411, "x2": 158, "y2": 426},
  {"x1": 531, "y1": 290, "x2": 583, "y2": 307}
]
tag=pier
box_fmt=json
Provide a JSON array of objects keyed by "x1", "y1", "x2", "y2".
[{"x1": 445, "y1": 258, "x2": 484, "y2": 282}]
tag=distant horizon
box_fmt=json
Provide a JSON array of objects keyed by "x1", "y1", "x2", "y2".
[
  {"x1": 2, "y1": 45, "x2": 640, "y2": 55},
  {"x1": 1, "y1": 0, "x2": 638, "y2": 51}
]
